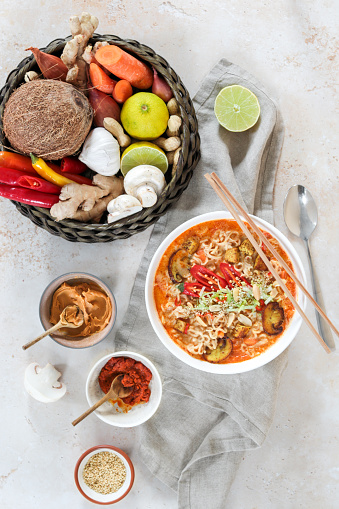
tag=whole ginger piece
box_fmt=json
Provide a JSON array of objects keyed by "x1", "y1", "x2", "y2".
[
  {"x1": 50, "y1": 174, "x2": 124, "y2": 223},
  {"x1": 61, "y1": 12, "x2": 99, "y2": 93}
]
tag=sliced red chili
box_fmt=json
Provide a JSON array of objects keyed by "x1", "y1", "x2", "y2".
[
  {"x1": 220, "y1": 262, "x2": 251, "y2": 287},
  {"x1": 190, "y1": 265, "x2": 227, "y2": 289},
  {"x1": 256, "y1": 299, "x2": 265, "y2": 311},
  {"x1": 184, "y1": 323, "x2": 190, "y2": 334},
  {"x1": 183, "y1": 282, "x2": 212, "y2": 298},
  {"x1": 175, "y1": 296, "x2": 181, "y2": 306}
]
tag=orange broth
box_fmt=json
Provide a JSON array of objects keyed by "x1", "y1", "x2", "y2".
[{"x1": 153, "y1": 219, "x2": 296, "y2": 364}]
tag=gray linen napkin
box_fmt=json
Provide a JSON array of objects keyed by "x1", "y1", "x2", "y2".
[{"x1": 114, "y1": 58, "x2": 286, "y2": 508}]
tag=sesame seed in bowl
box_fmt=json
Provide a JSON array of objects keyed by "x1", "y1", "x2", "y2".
[{"x1": 74, "y1": 445, "x2": 134, "y2": 504}]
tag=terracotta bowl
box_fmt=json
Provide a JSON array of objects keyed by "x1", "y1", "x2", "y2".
[
  {"x1": 74, "y1": 445, "x2": 134, "y2": 504},
  {"x1": 39, "y1": 272, "x2": 116, "y2": 349}
]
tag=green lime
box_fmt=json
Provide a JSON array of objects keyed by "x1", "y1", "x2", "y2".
[
  {"x1": 214, "y1": 85, "x2": 260, "y2": 132},
  {"x1": 121, "y1": 142, "x2": 169, "y2": 176},
  {"x1": 121, "y1": 92, "x2": 169, "y2": 140}
]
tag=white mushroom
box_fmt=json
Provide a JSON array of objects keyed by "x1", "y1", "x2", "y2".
[
  {"x1": 107, "y1": 194, "x2": 142, "y2": 223},
  {"x1": 24, "y1": 363, "x2": 67, "y2": 403},
  {"x1": 123, "y1": 165, "x2": 166, "y2": 207},
  {"x1": 79, "y1": 127, "x2": 120, "y2": 176}
]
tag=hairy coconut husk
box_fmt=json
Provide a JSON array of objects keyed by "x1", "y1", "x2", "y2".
[{"x1": 3, "y1": 80, "x2": 93, "y2": 160}]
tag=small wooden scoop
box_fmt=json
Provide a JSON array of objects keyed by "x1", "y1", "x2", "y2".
[
  {"x1": 22, "y1": 305, "x2": 84, "y2": 351},
  {"x1": 72, "y1": 374, "x2": 133, "y2": 427}
]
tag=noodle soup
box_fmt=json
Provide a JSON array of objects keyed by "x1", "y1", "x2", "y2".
[{"x1": 153, "y1": 219, "x2": 297, "y2": 365}]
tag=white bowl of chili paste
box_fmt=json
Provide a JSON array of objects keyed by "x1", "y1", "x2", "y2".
[
  {"x1": 85, "y1": 352, "x2": 162, "y2": 426},
  {"x1": 145, "y1": 211, "x2": 307, "y2": 374}
]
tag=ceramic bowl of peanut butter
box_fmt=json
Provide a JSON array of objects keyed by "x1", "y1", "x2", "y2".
[{"x1": 39, "y1": 273, "x2": 116, "y2": 348}]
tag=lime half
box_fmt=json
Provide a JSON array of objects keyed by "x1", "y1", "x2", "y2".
[
  {"x1": 214, "y1": 85, "x2": 260, "y2": 132},
  {"x1": 121, "y1": 142, "x2": 169, "y2": 176}
]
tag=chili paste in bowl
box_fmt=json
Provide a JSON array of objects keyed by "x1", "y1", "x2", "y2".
[
  {"x1": 99, "y1": 356, "x2": 152, "y2": 411},
  {"x1": 86, "y1": 351, "x2": 162, "y2": 427}
]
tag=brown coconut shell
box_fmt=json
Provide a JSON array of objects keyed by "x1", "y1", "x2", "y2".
[{"x1": 2, "y1": 80, "x2": 93, "y2": 160}]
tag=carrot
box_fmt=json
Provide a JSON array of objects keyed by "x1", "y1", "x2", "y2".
[
  {"x1": 244, "y1": 338, "x2": 258, "y2": 346},
  {"x1": 95, "y1": 45, "x2": 153, "y2": 90},
  {"x1": 113, "y1": 80, "x2": 133, "y2": 104},
  {"x1": 196, "y1": 249, "x2": 207, "y2": 263},
  {"x1": 89, "y1": 63, "x2": 117, "y2": 94}
]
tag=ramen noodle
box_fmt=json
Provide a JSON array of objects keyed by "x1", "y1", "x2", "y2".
[{"x1": 153, "y1": 220, "x2": 296, "y2": 364}]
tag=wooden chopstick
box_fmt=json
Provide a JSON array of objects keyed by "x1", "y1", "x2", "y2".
[
  {"x1": 209, "y1": 172, "x2": 339, "y2": 342},
  {"x1": 205, "y1": 172, "x2": 332, "y2": 354}
]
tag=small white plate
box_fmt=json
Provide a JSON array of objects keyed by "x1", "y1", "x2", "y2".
[
  {"x1": 74, "y1": 445, "x2": 134, "y2": 504},
  {"x1": 86, "y1": 351, "x2": 162, "y2": 426}
]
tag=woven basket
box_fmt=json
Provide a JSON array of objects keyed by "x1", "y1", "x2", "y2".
[{"x1": 0, "y1": 34, "x2": 200, "y2": 243}]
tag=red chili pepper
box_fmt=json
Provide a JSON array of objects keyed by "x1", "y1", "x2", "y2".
[
  {"x1": 183, "y1": 281, "x2": 212, "y2": 298},
  {"x1": 218, "y1": 264, "x2": 235, "y2": 288},
  {"x1": 18, "y1": 174, "x2": 60, "y2": 194},
  {"x1": 0, "y1": 152, "x2": 93, "y2": 185},
  {"x1": 0, "y1": 167, "x2": 60, "y2": 194},
  {"x1": 0, "y1": 151, "x2": 36, "y2": 173},
  {"x1": 60, "y1": 156, "x2": 88, "y2": 174},
  {"x1": 220, "y1": 263, "x2": 251, "y2": 287},
  {"x1": 190, "y1": 265, "x2": 227, "y2": 290},
  {"x1": 56, "y1": 172, "x2": 93, "y2": 185},
  {"x1": 184, "y1": 323, "x2": 190, "y2": 334},
  {"x1": 175, "y1": 296, "x2": 181, "y2": 306},
  {"x1": 255, "y1": 299, "x2": 265, "y2": 311},
  {"x1": 0, "y1": 184, "x2": 59, "y2": 208}
]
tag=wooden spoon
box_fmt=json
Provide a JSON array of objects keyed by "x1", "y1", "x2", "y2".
[
  {"x1": 22, "y1": 305, "x2": 84, "y2": 351},
  {"x1": 72, "y1": 374, "x2": 133, "y2": 427}
]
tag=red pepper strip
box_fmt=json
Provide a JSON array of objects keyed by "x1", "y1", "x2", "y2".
[
  {"x1": 175, "y1": 296, "x2": 181, "y2": 306},
  {"x1": 220, "y1": 262, "x2": 251, "y2": 287},
  {"x1": 0, "y1": 167, "x2": 60, "y2": 194},
  {"x1": 218, "y1": 264, "x2": 235, "y2": 288},
  {"x1": 60, "y1": 156, "x2": 88, "y2": 174},
  {"x1": 256, "y1": 299, "x2": 265, "y2": 311},
  {"x1": 184, "y1": 323, "x2": 190, "y2": 334},
  {"x1": 190, "y1": 265, "x2": 227, "y2": 289},
  {"x1": 0, "y1": 184, "x2": 59, "y2": 208},
  {"x1": 183, "y1": 281, "x2": 212, "y2": 298}
]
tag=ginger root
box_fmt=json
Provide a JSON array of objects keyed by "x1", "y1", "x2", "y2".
[
  {"x1": 50, "y1": 174, "x2": 124, "y2": 222},
  {"x1": 61, "y1": 12, "x2": 99, "y2": 93},
  {"x1": 82, "y1": 41, "x2": 109, "y2": 65}
]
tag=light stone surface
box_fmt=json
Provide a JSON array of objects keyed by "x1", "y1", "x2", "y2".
[{"x1": 0, "y1": 1, "x2": 338, "y2": 508}]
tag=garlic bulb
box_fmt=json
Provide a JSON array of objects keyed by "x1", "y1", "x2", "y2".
[{"x1": 79, "y1": 127, "x2": 120, "y2": 176}]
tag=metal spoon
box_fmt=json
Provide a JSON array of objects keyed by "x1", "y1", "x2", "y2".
[
  {"x1": 22, "y1": 305, "x2": 84, "y2": 350},
  {"x1": 72, "y1": 374, "x2": 133, "y2": 426},
  {"x1": 283, "y1": 185, "x2": 335, "y2": 350}
]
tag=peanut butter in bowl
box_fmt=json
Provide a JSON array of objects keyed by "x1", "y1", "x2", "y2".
[
  {"x1": 50, "y1": 282, "x2": 112, "y2": 337},
  {"x1": 39, "y1": 273, "x2": 116, "y2": 349}
]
